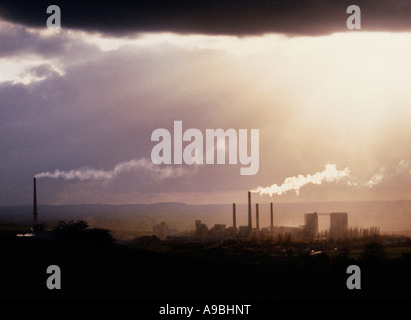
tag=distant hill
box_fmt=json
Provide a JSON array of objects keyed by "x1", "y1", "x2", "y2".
[{"x1": 1, "y1": 200, "x2": 411, "y2": 238}]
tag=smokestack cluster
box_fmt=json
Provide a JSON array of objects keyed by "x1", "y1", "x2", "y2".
[{"x1": 245, "y1": 192, "x2": 274, "y2": 236}]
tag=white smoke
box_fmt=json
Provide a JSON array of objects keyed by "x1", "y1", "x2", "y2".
[
  {"x1": 365, "y1": 168, "x2": 385, "y2": 188},
  {"x1": 252, "y1": 160, "x2": 411, "y2": 196},
  {"x1": 365, "y1": 159, "x2": 411, "y2": 188},
  {"x1": 35, "y1": 157, "x2": 197, "y2": 181},
  {"x1": 397, "y1": 159, "x2": 410, "y2": 174},
  {"x1": 251, "y1": 164, "x2": 350, "y2": 196}
]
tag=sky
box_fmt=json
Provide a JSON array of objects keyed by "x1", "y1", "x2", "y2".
[{"x1": 1, "y1": 1, "x2": 411, "y2": 205}]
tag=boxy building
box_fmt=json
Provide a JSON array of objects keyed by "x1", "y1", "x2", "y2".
[
  {"x1": 329, "y1": 212, "x2": 348, "y2": 239},
  {"x1": 304, "y1": 212, "x2": 318, "y2": 240}
]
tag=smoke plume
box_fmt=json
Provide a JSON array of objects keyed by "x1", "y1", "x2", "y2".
[
  {"x1": 251, "y1": 164, "x2": 350, "y2": 196},
  {"x1": 365, "y1": 160, "x2": 411, "y2": 188},
  {"x1": 35, "y1": 157, "x2": 197, "y2": 181},
  {"x1": 365, "y1": 168, "x2": 385, "y2": 188}
]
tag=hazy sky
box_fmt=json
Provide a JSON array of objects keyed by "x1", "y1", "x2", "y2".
[{"x1": 1, "y1": 1, "x2": 411, "y2": 205}]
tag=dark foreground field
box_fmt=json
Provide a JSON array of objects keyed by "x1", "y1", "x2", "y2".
[{"x1": 1, "y1": 228, "x2": 411, "y2": 301}]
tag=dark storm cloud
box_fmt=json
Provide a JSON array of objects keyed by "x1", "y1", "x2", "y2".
[
  {"x1": 0, "y1": 18, "x2": 99, "y2": 59},
  {"x1": 0, "y1": 19, "x2": 61, "y2": 57},
  {"x1": 1, "y1": 0, "x2": 411, "y2": 36}
]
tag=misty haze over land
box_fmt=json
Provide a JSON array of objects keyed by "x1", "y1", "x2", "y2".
[{"x1": 2, "y1": 200, "x2": 411, "y2": 240}]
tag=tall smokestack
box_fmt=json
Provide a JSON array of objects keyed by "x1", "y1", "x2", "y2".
[
  {"x1": 270, "y1": 202, "x2": 273, "y2": 228},
  {"x1": 33, "y1": 177, "x2": 38, "y2": 226},
  {"x1": 256, "y1": 203, "x2": 260, "y2": 230},
  {"x1": 232, "y1": 203, "x2": 236, "y2": 236},
  {"x1": 270, "y1": 202, "x2": 274, "y2": 237},
  {"x1": 248, "y1": 191, "x2": 252, "y2": 230}
]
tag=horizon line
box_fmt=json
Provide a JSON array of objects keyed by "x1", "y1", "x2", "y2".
[{"x1": 3, "y1": 198, "x2": 411, "y2": 207}]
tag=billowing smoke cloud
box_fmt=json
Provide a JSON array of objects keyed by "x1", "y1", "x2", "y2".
[
  {"x1": 35, "y1": 157, "x2": 198, "y2": 181},
  {"x1": 251, "y1": 164, "x2": 350, "y2": 196}
]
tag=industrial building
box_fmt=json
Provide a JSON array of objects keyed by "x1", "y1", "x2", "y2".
[
  {"x1": 329, "y1": 212, "x2": 348, "y2": 239},
  {"x1": 29, "y1": 178, "x2": 356, "y2": 243},
  {"x1": 188, "y1": 193, "x2": 350, "y2": 242},
  {"x1": 210, "y1": 224, "x2": 227, "y2": 238},
  {"x1": 304, "y1": 212, "x2": 318, "y2": 240},
  {"x1": 195, "y1": 220, "x2": 209, "y2": 239}
]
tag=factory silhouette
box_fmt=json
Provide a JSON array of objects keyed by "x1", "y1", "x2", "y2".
[
  {"x1": 29, "y1": 177, "x2": 379, "y2": 243},
  {"x1": 6, "y1": 176, "x2": 410, "y2": 301},
  {"x1": 152, "y1": 191, "x2": 377, "y2": 242}
]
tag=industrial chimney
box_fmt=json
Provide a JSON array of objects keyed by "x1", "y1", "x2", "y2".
[
  {"x1": 33, "y1": 177, "x2": 38, "y2": 226},
  {"x1": 270, "y1": 202, "x2": 273, "y2": 230},
  {"x1": 256, "y1": 203, "x2": 260, "y2": 230},
  {"x1": 232, "y1": 203, "x2": 237, "y2": 236},
  {"x1": 248, "y1": 191, "x2": 252, "y2": 230}
]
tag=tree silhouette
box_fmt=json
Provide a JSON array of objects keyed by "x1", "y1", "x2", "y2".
[{"x1": 53, "y1": 220, "x2": 114, "y2": 245}]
